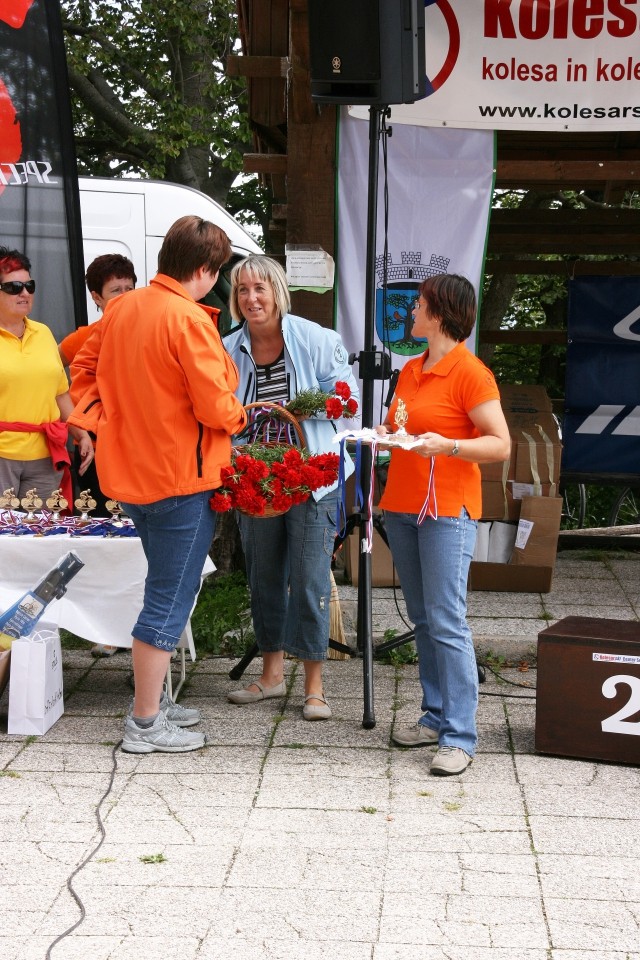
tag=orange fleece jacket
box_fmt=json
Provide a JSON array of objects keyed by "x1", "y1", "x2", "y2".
[{"x1": 67, "y1": 274, "x2": 247, "y2": 503}]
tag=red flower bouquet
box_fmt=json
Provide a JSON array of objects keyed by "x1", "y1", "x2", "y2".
[
  {"x1": 285, "y1": 380, "x2": 358, "y2": 420},
  {"x1": 210, "y1": 444, "x2": 340, "y2": 518}
]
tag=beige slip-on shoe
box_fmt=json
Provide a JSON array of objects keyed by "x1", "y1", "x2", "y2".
[{"x1": 227, "y1": 679, "x2": 286, "y2": 704}]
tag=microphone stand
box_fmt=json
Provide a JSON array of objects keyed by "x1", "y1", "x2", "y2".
[{"x1": 354, "y1": 104, "x2": 391, "y2": 729}]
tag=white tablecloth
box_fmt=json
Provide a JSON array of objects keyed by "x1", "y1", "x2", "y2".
[{"x1": 0, "y1": 535, "x2": 214, "y2": 658}]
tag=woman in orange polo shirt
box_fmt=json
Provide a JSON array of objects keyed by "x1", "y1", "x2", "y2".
[
  {"x1": 60, "y1": 255, "x2": 137, "y2": 658},
  {"x1": 60, "y1": 255, "x2": 137, "y2": 515},
  {"x1": 377, "y1": 274, "x2": 510, "y2": 777}
]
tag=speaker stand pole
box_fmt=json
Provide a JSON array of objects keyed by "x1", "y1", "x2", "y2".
[{"x1": 357, "y1": 103, "x2": 388, "y2": 730}]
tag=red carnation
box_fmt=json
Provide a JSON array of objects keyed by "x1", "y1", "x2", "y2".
[
  {"x1": 325, "y1": 397, "x2": 344, "y2": 419},
  {"x1": 209, "y1": 491, "x2": 234, "y2": 512}
]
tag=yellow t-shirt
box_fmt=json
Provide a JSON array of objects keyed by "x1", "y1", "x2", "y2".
[
  {"x1": 380, "y1": 343, "x2": 501, "y2": 520},
  {"x1": 0, "y1": 317, "x2": 69, "y2": 460}
]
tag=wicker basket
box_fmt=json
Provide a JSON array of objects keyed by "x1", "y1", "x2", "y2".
[{"x1": 235, "y1": 402, "x2": 306, "y2": 519}]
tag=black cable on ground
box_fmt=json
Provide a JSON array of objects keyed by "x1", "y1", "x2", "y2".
[
  {"x1": 45, "y1": 740, "x2": 121, "y2": 960},
  {"x1": 477, "y1": 660, "x2": 537, "y2": 698}
]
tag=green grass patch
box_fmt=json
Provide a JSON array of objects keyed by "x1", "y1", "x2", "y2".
[
  {"x1": 190, "y1": 571, "x2": 255, "y2": 657},
  {"x1": 59, "y1": 629, "x2": 92, "y2": 650}
]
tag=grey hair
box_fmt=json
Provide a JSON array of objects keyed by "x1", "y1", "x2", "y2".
[{"x1": 229, "y1": 255, "x2": 291, "y2": 324}]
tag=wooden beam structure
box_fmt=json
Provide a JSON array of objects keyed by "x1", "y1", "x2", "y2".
[{"x1": 233, "y1": 0, "x2": 640, "y2": 319}]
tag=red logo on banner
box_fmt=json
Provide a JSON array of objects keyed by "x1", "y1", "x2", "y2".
[
  {"x1": 0, "y1": 0, "x2": 34, "y2": 29},
  {"x1": 0, "y1": 1, "x2": 34, "y2": 194},
  {"x1": 0, "y1": 78, "x2": 21, "y2": 194},
  {"x1": 425, "y1": 0, "x2": 460, "y2": 95}
]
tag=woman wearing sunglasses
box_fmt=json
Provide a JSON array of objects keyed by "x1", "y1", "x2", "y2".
[{"x1": 0, "y1": 246, "x2": 93, "y2": 503}]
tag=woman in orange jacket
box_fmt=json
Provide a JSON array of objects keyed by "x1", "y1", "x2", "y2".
[{"x1": 69, "y1": 216, "x2": 247, "y2": 754}]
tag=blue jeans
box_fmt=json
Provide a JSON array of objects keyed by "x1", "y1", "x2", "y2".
[
  {"x1": 237, "y1": 491, "x2": 338, "y2": 661},
  {"x1": 122, "y1": 492, "x2": 216, "y2": 652},
  {"x1": 384, "y1": 509, "x2": 479, "y2": 756}
]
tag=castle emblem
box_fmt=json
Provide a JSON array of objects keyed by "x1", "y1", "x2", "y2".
[{"x1": 375, "y1": 251, "x2": 451, "y2": 357}]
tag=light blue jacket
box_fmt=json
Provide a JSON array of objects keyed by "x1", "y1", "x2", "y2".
[{"x1": 224, "y1": 313, "x2": 359, "y2": 496}]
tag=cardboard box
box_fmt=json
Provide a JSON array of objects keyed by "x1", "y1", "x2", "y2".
[
  {"x1": 469, "y1": 561, "x2": 555, "y2": 593},
  {"x1": 511, "y1": 495, "x2": 563, "y2": 567},
  {"x1": 469, "y1": 496, "x2": 562, "y2": 593},
  {"x1": 480, "y1": 454, "x2": 513, "y2": 484},
  {"x1": 511, "y1": 422, "x2": 561, "y2": 486},
  {"x1": 499, "y1": 384, "x2": 553, "y2": 414},
  {"x1": 481, "y1": 479, "x2": 520, "y2": 522},
  {"x1": 343, "y1": 525, "x2": 398, "y2": 587},
  {"x1": 480, "y1": 479, "x2": 557, "y2": 522},
  {"x1": 480, "y1": 384, "x2": 562, "y2": 522}
]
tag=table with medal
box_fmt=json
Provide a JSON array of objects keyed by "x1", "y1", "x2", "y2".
[{"x1": 0, "y1": 488, "x2": 213, "y2": 697}]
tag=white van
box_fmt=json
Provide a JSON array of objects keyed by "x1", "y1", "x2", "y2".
[{"x1": 79, "y1": 176, "x2": 262, "y2": 330}]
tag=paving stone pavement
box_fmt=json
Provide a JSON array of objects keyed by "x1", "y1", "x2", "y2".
[{"x1": 1, "y1": 549, "x2": 639, "y2": 960}]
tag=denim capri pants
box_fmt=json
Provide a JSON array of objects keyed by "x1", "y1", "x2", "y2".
[
  {"x1": 237, "y1": 489, "x2": 338, "y2": 661},
  {"x1": 122, "y1": 491, "x2": 216, "y2": 652}
]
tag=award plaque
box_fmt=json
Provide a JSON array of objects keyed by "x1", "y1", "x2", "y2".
[
  {"x1": 74, "y1": 490, "x2": 97, "y2": 524},
  {"x1": 20, "y1": 488, "x2": 42, "y2": 523},
  {"x1": 105, "y1": 499, "x2": 125, "y2": 527},
  {"x1": 45, "y1": 489, "x2": 68, "y2": 522},
  {"x1": 394, "y1": 397, "x2": 409, "y2": 436},
  {"x1": 0, "y1": 488, "x2": 21, "y2": 511}
]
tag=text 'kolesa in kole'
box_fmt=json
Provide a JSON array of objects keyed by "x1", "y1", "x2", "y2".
[{"x1": 482, "y1": 56, "x2": 640, "y2": 82}]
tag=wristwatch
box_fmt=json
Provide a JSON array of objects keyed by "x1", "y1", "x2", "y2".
[{"x1": 450, "y1": 439, "x2": 460, "y2": 457}]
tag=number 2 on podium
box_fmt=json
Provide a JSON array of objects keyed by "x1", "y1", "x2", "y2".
[{"x1": 601, "y1": 675, "x2": 640, "y2": 736}]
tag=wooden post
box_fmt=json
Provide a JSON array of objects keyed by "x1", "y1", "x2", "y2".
[{"x1": 287, "y1": 0, "x2": 337, "y2": 329}]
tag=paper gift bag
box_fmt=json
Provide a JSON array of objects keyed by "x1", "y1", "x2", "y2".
[
  {"x1": 8, "y1": 625, "x2": 64, "y2": 735},
  {"x1": 0, "y1": 648, "x2": 10, "y2": 698}
]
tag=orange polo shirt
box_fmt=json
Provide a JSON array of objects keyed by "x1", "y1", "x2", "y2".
[
  {"x1": 380, "y1": 343, "x2": 500, "y2": 519},
  {"x1": 59, "y1": 322, "x2": 100, "y2": 368}
]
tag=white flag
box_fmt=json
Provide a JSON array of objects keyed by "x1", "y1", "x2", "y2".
[{"x1": 336, "y1": 109, "x2": 494, "y2": 424}]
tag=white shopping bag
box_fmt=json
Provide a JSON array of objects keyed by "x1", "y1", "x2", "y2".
[{"x1": 8, "y1": 624, "x2": 64, "y2": 735}]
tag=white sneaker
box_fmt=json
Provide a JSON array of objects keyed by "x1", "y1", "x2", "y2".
[
  {"x1": 430, "y1": 746, "x2": 473, "y2": 776},
  {"x1": 121, "y1": 714, "x2": 206, "y2": 753},
  {"x1": 159, "y1": 689, "x2": 201, "y2": 727},
  {"x1": 391, "y1": 723, "x2": 439, "y2": 747}
]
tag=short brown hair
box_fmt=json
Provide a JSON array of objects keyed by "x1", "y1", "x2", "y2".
[
  {"x1": 419, "y1": 274, "x2": 476, "y2": 342},
  {"x1": 85, "y1": 254, "x2": 137, "y2": 295},
  {"x1": 157, "y1": 216, "x2": 232, "y2": 282}
]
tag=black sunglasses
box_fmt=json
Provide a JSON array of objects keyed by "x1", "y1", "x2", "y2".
[{"x1": 0, "y1": 279, "x2": 36, "y2": 295}]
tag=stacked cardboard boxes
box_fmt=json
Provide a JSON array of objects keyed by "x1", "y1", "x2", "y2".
[{"x1": 469, "y1": 385, "x2": 563, "y2": 593}]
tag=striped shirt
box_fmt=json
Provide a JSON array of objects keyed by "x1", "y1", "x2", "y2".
[
  {"x1": 255, "y1": 350, "x2": 289, "y2": 405},
  {"x1": 254, "y1": 350, "x2": 301, "y2": 447}
]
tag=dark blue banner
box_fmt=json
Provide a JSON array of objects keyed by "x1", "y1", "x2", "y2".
[
  {"x1": 563, "y1": 276, "x2": 640, "y2": 477},
  {"x1": 0, "y1": 0, "x2": 86, "y2": 339}
]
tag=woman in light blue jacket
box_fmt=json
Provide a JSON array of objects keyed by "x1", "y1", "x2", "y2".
[{"x1": 224, "y1": 255, "x2": 359, "y2": 720}]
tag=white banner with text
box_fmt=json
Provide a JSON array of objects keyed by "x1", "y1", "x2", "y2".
[
  {"x1": 336, "y1": 111, "x2": 494, "y2": 423},
  {"x1": 350, "y1": 0, "x2": 640, "y2": 132}
]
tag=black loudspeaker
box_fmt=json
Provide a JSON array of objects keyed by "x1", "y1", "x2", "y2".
[{"x1": 308, "y1": 0, "x2": 426, "y2": 105}]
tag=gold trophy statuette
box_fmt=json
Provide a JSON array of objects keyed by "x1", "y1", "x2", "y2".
[
  {"x1": 105, "y1": 499, "x2": 125, "y2": 526},
  {"x1": 394, "y1": 397, "x2": 409, "y2": 436},
  {"x1": 0, "y1": 487, "x2": 20, "y2": 511},
  {"x1": 74, "y1": 489, "x2": 97, "y2": 524},
  {"x1": 45, "y1": 489, "x2": 68, "y2": 522},
  {"x1": 21, "y1": 488, "x2": 42, "y2": 522}
]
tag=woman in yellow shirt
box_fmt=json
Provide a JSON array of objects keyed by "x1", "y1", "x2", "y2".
[{"x1": 0, "y1": 246, "x2": 93, "y2": 502}]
